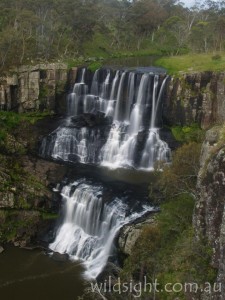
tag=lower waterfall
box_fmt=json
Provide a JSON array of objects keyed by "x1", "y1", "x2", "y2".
[{"x1": 50, "y1": 179, "x2": 153, "y2": 279}]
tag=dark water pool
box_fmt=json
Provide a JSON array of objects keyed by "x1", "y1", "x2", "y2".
[{"x1": 0, "y1": 246, "x2": 85, "y2": 300}]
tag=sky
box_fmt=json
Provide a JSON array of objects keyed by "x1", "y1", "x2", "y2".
[
  {"x1": 181, "y1": 0, "x2": 201, "y2": 7},
  {"x1": 182, "y1": 0, "x2": 196, "y2": 6},
  {"x1": 181, "y1": 0, "x2": 218, "y2": 7}
]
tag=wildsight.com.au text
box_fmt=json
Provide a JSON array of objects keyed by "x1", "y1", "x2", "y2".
[{"x1": 91, "y1": 276, "x2": 221, "y2": 297}]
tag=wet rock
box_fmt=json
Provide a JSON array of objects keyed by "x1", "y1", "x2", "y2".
[
  {"x1": 71, "y1": 112, "x2": 106, "y2": 128},
  {"x1": 137, "y1": 130, "x2": 148, "y2": 143},
  {"x1": 96, "y1": 262, "x2": 120, "y2": 283}
]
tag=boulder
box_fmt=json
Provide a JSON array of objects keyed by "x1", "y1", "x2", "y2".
[
  {"x1": 0, "y1": 192, "x2": 14, "y2": 208},
  {"x1": 118, "y1": 214, "x2": 156, "y2": 256}
]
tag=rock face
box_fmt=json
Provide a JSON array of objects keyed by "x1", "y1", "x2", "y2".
[
  {"x1": 0, "y1": 63, "x2": 78, "y2": 114},
  {"x1": 164, "y1": 72, "x2": 225, "y2": 129},
  {"x1": 0, "y1": 115, "x2": 68, "y2": 247},
  {"x1": 118, "y1": 215, "x2": 156, "y2": 256},
  {"x1": 1, "y1": 67, "x2": 225, "y2": 131},
  {"x1": 193, "y1": 126, "x2": 225, "y2": 298}
]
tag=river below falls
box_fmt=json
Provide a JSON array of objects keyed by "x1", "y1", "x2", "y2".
[{"x1": 0, "y1": 245, "x2": 85, "y2": 300}]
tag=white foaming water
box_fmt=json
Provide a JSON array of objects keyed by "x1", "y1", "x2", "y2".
[
  {"x1": 40, "y1": 67, "x2": 171, "y2": 169},
  {"x1": 139, "y1": 128, "x2": 171, "y2": 170},
  {"x1": 99, "y1": 73, "x2": 150, "y2": 169},
  {"x1": 50, "y1": 180, "x2": 153, "y2": 279},
  {"x1": 41, "y1": 126, "x2": 101, "y2": 163},
  {"x1": 100, "y1": 74, "x2": 170, "y2": 170}
]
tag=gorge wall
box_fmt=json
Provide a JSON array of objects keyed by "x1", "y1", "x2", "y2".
[
  {"x1": 0, "y1": 63, "x2": 77, "y2": 113},
  {"x1": 0, "y1": 115, "x2": 67, "y2": 248},
  {"x1": 164, "y1": 72, "x2": 225, "y2": 129},
  {"x1": 193, "y1": 126, "x2": 225, "y2": 299},
  {"x1": 1, "y1": 66, "x2": 225, "y2": 131}
]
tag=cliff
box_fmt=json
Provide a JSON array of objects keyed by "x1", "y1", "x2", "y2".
[
  {"x1": 0, "y1": 115, "x2": 67, "y2": 248},
  {"x1": 0, "y1": 63, "x2": 77, "y2": 114},
  {"x1": 193, "y1": 126, "x2": 225, "y2": 299},
  {"x1": 164, "y1": 72, "x2": 225, "y2": 129}
]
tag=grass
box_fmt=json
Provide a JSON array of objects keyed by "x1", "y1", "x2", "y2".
[
  {"x1": 41, "y1": 212, "x2": 59, "y2": 220},
  {"x1": 0, "y1": 111, "x2": 52, "y2": 127},
  {"x1": 155, "y1": 52, "x2": 225, "y2": 75}
]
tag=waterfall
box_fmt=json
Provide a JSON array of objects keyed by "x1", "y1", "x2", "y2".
[
  {"x1": 139, "y1": 76, "x2": 171, "y2": 170},
  {"x1": 39, "y1": 66, "x2": 171, "y2": 280},
  {"x1": 124, "y1": 72, "x2": 135, "y2": 122},
  {"x1": 40, "y1": 67, "x2": 171, "y2": 169},
  {"x1": 50, "y1": 179, "x2": 153, "y2": 279}
]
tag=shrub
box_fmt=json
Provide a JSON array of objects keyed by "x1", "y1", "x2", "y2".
[{"x1": 212, "y1": 54, "x2": 222, "y2": 61}]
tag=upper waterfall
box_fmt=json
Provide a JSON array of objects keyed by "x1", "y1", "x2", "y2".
[{"x1": 40, "y1": 67, "x2": 171, "y2": 170}]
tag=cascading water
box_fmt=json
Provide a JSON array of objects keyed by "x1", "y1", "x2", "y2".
[
  {"x1": 139, "y1": 75, "x2": 171, "y2": 170},
  {"x1": 50, "y1": 179, "x2": 153, "y2": 279},
  {"x1": 40, "y1": 67, "x2": 171, "y2": 169},
  {"x1": 40, "y1": 66, "x2": 171, "y2": 279}
]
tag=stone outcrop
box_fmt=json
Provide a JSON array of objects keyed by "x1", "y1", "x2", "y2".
[
  {"x1": 164, "y1": 72, "x2": 225, "y2": 129},
  {"x1": 118, "y1": 214, "x2": 156, "y2": 256},
  {"x1": 0, "y1": 63, "x2": 78, "y2": 114},
  {"x1": 0, "y1": 114, "x2": 68, "y2": 247},
  {"x1": 193, "y1": 125, "x2": 225, "y2": 298}
]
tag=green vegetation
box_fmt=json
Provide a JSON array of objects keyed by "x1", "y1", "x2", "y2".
[
  {"x1": 0, "y1": 112, "x2": 56, "y2": 244},
  {"x1": 156, "y1": 53, "x2": 225, "y2": 75},
  {"x1": 41, "y1": 212, "x2": 59, "y2": 220},
  {"x1": 0, "y1": 1, "x2": 224, "y2": 70},
  {"x1": 171, "y1": 124, "x2": 205, "y2": 143},
  {"x1": 87, "y1": 61, "x2": 103, "y2": 72},
  {"x1": 121, "y1": 196, "x2": 216, "y2": 299},
  {"x1": 0, "y1": 210, "x2": 41, "y2": 242},
  {"x1": 0, "y1": 111, "x2": 52, "y2": 142}
]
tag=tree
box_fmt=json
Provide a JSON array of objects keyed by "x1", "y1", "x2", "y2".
[{"x1": 156, "y1": 142, "x2": 201, "y2": 200}]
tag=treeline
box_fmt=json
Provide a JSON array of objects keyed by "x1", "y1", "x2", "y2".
[{"x1": 0, "y1": 0, "x2": 225, "y2": 70}]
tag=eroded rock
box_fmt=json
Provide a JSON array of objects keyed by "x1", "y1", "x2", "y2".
[
  {"x1": 118, "y1": 214, "x2": 156, "y2": 256},
  {"x1": 193, "y1": 126, "x2": 225, "y2": 298}
]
